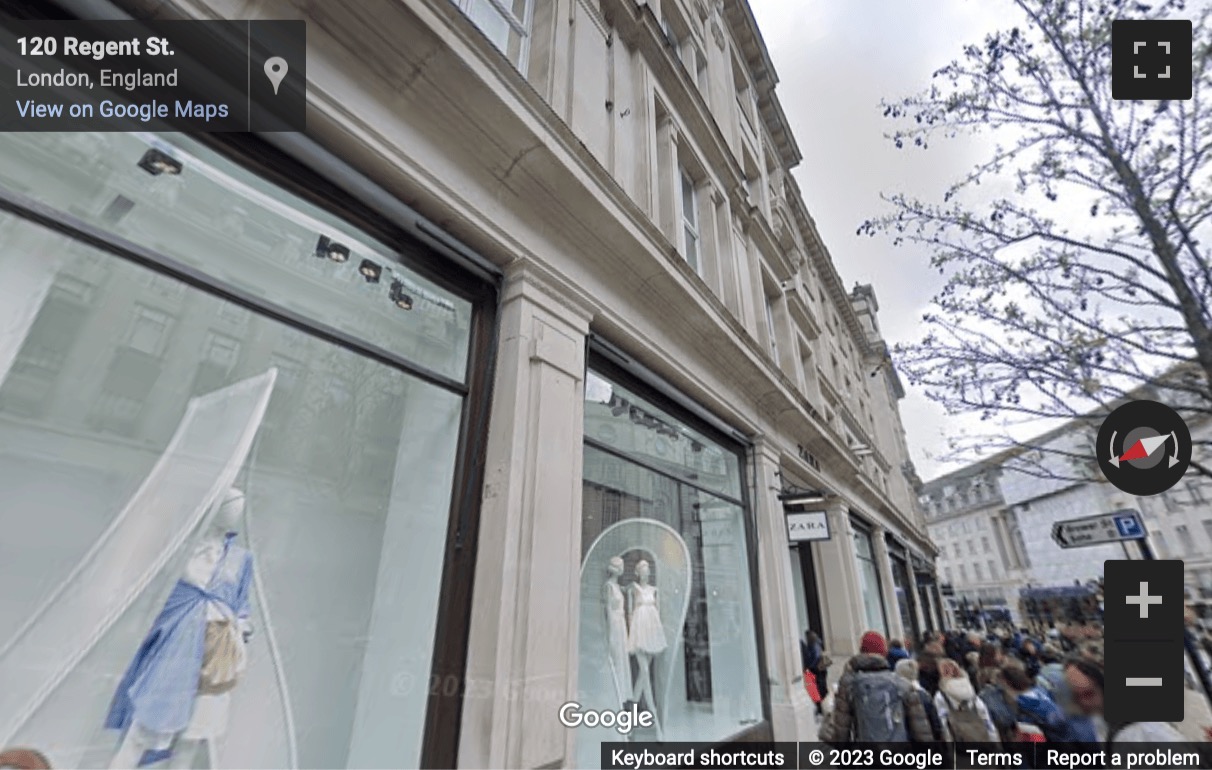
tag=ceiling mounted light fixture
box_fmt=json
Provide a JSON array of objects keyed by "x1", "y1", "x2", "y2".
[
  {"x1": 315, "y1": 235, "x2": 350, "y2": 263},
  {"x1": 389, "y1": 280, "x2": 413, "y2": 310},
  {"x1": 358, "y1": 259, "x2": 382, "y2": 283},
  {"x1": 137, "y1": 148, "x2": 183, "y2": 176}
]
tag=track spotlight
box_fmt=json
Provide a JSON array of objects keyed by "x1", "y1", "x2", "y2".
[
  {"x1": 315, "y1": 235, "x2": 350, "y2": 262},
  {"x1": 609, "y1": 396, "x2": 629, "y2": 417},
  {"x1": 137, "y1": 148, "x2": 183, "y2": 176},
  {"x1": 389, "y1": 280, "x2": 413, "y2": 310},
  {"x1": 358, "y1": 259, "x2": 382, "y2": 283}
]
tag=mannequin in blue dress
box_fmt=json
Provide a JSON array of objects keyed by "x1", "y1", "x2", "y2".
[{"x1": 107, "y1": 488, "x2": 254, "y2": 769}]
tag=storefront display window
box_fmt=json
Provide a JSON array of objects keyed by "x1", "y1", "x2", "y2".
[
  {"x1": 577, "y1": 368, "x2": 763, "y2": 766},
  {"x1": 890, "y1": 554, "x2": 918, "y2": 644},
  {"x1": 0, "y1": 133, "x2": 477, "y2": 768},
  {"x1": 852, "y1": 525, "x2": 888, "y2": 636},
  {"x1": 0, "y1": 132, "x2": 472, "y2": 384}
]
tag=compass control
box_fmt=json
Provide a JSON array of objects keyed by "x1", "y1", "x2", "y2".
[{"x1": 1097, "y1": 400, "x2": 1191, "y2": 496}]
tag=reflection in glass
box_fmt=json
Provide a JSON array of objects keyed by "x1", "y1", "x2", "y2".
[
  {"x1": 0, "y1": 214, "x2": 463, "y2": 769},
  {"x1": 578, "y1": 367, "x2": 761, "y2": 767},
  {"x1": 853, "y1": 528, "x2": 888, "y2": 637},
  {"x1": 583, "y1": 370, "x2": 742, "y2": 501},
  {"x1": 0, "y1": 132, "x2": 473, "y2": 383}
]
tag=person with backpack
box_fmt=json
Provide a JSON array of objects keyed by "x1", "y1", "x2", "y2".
[
  {"x1": 977, "y1": 665, "x2": 1019, "y2": 744},
  {"x1": 917, "y1": 650, "x2": 942, "y2": 698},
  {"x1": 1034, "y1": 644, "x2": 1067, "y2": 706},
  {"x1": 819, "y1": 631, "x2": 935, "y2": 744},
  {"x1": 933, "y1": 658, "x2": 999, "y2": 743},
  {"x1": 895, "y1": 658, "x2": 943, "y2": 743}
]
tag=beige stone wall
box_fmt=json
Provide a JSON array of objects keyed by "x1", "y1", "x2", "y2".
[{"x1": 121, "y1": 0, "x2": 937, "y2": 762}]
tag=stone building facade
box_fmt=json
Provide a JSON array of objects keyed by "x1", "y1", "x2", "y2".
[{"x1": 0, "y1": 0, "x2": 936, "y2": 766}]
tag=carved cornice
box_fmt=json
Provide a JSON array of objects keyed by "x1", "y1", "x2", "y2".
[{"x1": 502, "y1": 258, "x2": 601, "y2": 328}]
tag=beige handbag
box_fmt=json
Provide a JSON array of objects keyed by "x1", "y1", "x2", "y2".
[{"x1": 198, "y1": 617, "x2": 246, "y2": 695}]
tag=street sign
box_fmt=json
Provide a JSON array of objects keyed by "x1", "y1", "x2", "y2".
[{"x1": 1052, "y1": 509, "x2": 1146, "y2": 549}]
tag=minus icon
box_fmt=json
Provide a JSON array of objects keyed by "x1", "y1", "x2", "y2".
[{"x1": 1126, "y1": 677, "x2": 1163, "y2": 686}]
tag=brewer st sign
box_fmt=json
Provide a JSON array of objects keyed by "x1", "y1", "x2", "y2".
[{"x1": 1050, "y1": 509, "x2": 1146, "y2": 549}]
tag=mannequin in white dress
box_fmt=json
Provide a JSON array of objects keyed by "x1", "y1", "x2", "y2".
[
  {"x1": 602, "y1": 556, "x2": 629, "y2": 706},
  {"x1": 108, "y1": 488, "x2": 254, "y2": 769},
  {"x1": 627, "y1": 559, "x2": 666, "y2": 738}
]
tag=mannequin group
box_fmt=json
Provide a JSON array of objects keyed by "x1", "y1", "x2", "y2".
[
  {"x1": 107, "y1": 488, "x2": 254, "y2": 769},
  {"x1": 604, "y1": 556, "x2": 667, "y2": 739}
]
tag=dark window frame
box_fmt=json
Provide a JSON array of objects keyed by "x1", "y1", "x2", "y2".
[
  {"x1": 584, "y1": 347, "x2": 773, "y2": 744},
  {"x1": 0, "y1": 127, "x2": 499, "y2": 770},
  {"x1": 850, "y1": 517, "x2": 891, "y2": 636}
]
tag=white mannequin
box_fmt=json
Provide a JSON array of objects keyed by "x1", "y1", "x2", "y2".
[
  {"x1": 602, "y1": 556, "x2": 630, "y2": 707},
  {"x1": 627, "y1": 560, "x2": 665, "y2": 739},
  {"x1": 110, "y1": 488, "x2": 251, "y2": 769}
]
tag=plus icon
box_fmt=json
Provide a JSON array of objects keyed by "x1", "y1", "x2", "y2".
[{"x1": 1126, "y1": 581, "x2": 1163, "y2": 619}]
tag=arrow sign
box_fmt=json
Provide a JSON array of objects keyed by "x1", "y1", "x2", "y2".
[{"x1": 1051, "y1": 509, "x2": 1146, "y2": 549}]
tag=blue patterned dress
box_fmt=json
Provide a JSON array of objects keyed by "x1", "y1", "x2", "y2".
[{"x1": 105, "y1": 532, "x2": 253, "y2": 766}]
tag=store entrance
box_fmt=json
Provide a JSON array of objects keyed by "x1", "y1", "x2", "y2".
[{"x1": 788, "y1": 543, "x2": 824, "y2": 643}]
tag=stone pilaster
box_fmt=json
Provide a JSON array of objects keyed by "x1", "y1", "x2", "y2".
[
  {"x1": 750, "y1": 439, "x2": 818, "y2": 741},
  {"x1": 816, "y1": 501, "x2": 864, "y2": 656},
  {"x1": 457, "y1": 263, "x2": 595, "y2": 769},
  {"x1": 871, "y1": 525, "x2": 904, "y2": 643}
]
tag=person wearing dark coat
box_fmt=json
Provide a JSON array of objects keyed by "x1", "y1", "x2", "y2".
[
  {"x1": 819, "y1": 631, "x2": 935, "y2": 744},
  {"x1": 887, "y1": 638, "x2": 911, "y2": 670},
  {"x1": 916, "y1": 650, "x2": 942, "y2": 698},
  {"x1": 801, "y1": 630, "x2": 825, "y2": 715},
  {"x1": 1019, "y1": 639, "x2": 1042, "y2": 680}
]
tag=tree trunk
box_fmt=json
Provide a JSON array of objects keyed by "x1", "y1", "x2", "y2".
[{"x1": 1107, "y1": 149, "x2": 1212, "y2": 391}]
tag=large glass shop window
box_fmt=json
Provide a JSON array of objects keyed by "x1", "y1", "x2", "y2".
[
  {"x1": 890, "y1": 555, "x2": 918, "y2": 644},
  {"x1": 852, "y1": 526, "x2": 889, "y2": 637},
  {"x1": 577, "y1": 369, "x2": 762, "y2": 766},
  {"x1": 0, "y1": 134, "x2": 473, "y2": 768}
]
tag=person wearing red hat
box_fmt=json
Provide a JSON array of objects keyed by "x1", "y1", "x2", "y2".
[
  {"x1": 860, "y1": 631, "x2": 887, "y2": 657},
  {"x1": 819, "y1": 630, "x2": 935, "y2": 744}
]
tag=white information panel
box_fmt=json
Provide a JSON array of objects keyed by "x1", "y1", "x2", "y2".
[{"x1": 786, "y1": 511, "x2": 830, "y2": 542}]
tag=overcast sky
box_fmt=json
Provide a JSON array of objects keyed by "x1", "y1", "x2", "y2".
[{"x1": 749, "y1": 0, "x2": 1033, "y2": 480}]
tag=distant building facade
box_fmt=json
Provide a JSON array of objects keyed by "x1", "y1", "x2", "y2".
[
  {"x1": 924, "y1": 367, "x2": 1212, "y2": 631},
  {"x1": 920, "y1": 464, "x2": 1027, "y2": 628}
]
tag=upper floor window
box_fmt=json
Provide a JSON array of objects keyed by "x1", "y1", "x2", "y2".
[
  {"x1": 680, "y1": 168, "x2": 700, "y2": 273},
  {"x1": 453, "y1": 0, "x2": 532, "y2": 70},
  {"x1": 764, "y1": 300, "x2": 779, "y2": 361},
  {"x1": 661, "y1": 5, "x2": 706, "y2": 93},
  {"x1": 693, "y1": 45, "x2": 708, "y2": 92},
  {"x1": 731, "y1": 54, "x2": 756, "y2": 139},
  {"x1": 125, "y1": 305, "x2": 173, "y2": 356},
  {"x1": 1176, "y1": 525, "x2": 1191, "y2": 555}
]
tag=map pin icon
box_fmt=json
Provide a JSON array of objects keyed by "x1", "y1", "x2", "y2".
[{"x1": 264, "y1": 57, "x2": 288, "y2": 95}]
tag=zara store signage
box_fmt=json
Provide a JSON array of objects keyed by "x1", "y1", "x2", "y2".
[{"x1": 785, "y1": 510, "x2": 830, "y2": 542}]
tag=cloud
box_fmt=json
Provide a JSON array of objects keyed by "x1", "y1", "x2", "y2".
[{"x1": 750, "y1": 0, "x2": 1047, "y2": 478}]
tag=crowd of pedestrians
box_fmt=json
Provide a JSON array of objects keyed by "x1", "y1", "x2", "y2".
[{"x1": 804, "y1": 625, "x2": 1190, "y2": 752}]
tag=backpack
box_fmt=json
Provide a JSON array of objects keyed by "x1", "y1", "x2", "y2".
[
  {"x1": 917, "y1": 689, "x2": 944, "y2": 742},
  {"x1": 947, "y1": 696, "x2": 994, "y2": 743},
  {"x1": 851, "y1": 671, "x2": 909, "y2": 742},
  {"x1": 979, "y1": 684, "x2": 1017, "y2": 738}
]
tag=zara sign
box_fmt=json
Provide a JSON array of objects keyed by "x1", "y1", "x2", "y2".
[{"x1": 785, "y1": 511, "x2": 830, "y2": 542}]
